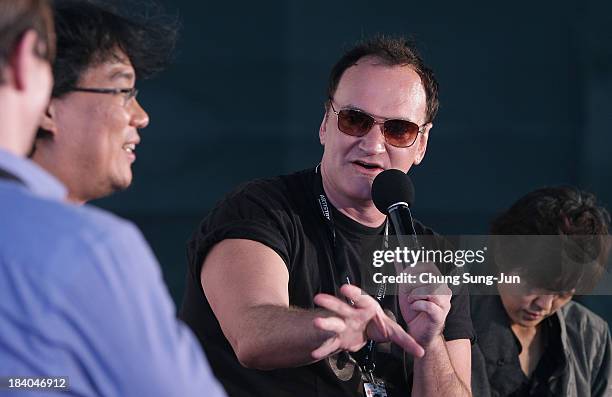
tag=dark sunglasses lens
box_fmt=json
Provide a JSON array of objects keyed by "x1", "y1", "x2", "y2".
[
  {"x1": 383, "y1": 120, "x2": 419, "y2": 147},
  {"x1": 337, "y1": 109, "x2": 374, "y2": 136}
]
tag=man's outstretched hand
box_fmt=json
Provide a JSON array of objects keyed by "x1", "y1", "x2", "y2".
[{"x1": 311, "y1": 284, "x2": 424, "y2": 360}]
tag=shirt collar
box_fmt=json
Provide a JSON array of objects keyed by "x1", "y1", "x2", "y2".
[
  {"x1": 0, "y1": 148, "x2": 66, "y2": 200},
  {"x1": 472, "y1": 295, "x2": 570, "y2": 360},
  {"x1": 554, "y1": 303, "x2": 571, "y2": 355}
]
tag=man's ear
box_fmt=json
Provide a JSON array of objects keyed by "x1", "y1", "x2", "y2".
[
  {"x1": 413, "y1": 123, "x2": 432, "y2": 165},
  {"x1": 319, "y1": 109, "x2": 329, "y2": 146},
  {"x1": 39, "y1": 101, "x2": 58, "y2": 135},
  {"x1": 8, "y1": 30, "x2": 40, "y2": 91}
]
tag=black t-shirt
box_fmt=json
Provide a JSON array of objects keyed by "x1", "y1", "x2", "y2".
[{"x1": 180, "y1": 168, "x2": 474, "y2": 397}]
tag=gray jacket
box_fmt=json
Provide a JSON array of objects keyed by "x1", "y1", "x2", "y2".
[{"x1": 471, "y1": 296, "x2": 612, "y2": 396}]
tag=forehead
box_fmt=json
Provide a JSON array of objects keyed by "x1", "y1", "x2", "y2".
[
  {"x1": 77, "y1": 51, "x2": 136, "y2": 86},
  {"x1": 333, "y1": 57, "x2": 428, "y2": 121}
]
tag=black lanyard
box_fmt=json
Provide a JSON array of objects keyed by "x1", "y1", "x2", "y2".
[
  {"x1": 313, "y1": 164, "x2": 387, "y2": 382},
  {"x1": 0, "y1": 167, "x2": 24, "y2": 185}
]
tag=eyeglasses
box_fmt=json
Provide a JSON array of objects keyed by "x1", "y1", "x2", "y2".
[
  {"x1": 69, "y1": 87, "x2": 139, "y2": 107},
  {"x1": 328, "y1": 99, "x2": 426, "y2": 148}
]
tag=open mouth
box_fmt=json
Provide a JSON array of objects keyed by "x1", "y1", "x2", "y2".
[
  {"x1": 353, "y1": 160, "x2": 383, "y2": 170},
  {"x1": 123, "y1": 143, "x2": 136, "y2": 154}
]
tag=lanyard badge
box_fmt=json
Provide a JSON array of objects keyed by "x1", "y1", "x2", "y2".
[
  {"x1": 363, "y1": 379, "x2": 388, "y2": 397},
  {"x1": 314, "y1": 165, "x2": 390, "y2": 389}
]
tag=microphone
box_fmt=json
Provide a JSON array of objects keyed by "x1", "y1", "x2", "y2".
[{"x1": 372, "y1": 169, "x2": 418, "y2": 248}]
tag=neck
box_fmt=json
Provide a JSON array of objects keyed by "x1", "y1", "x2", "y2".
[
  {"x1": 66, "y1": 192, "x2": 86, "y2": 205},
  {"x1": 32, "y1": 146, "x2": 87, "y2": 205},
  {"x1": 0, "y1": 101, "x2": 36, "y2": 156},
  {"x1": 511, "y1": 322, "x2": 540, "y2": 341},
  {"x1": 0, "y1": 138, "x2": 22, "y2": 157},
  {"x1": 512, "y1": 321, "x2": 545, "y2": 378},
  {"x1": 320, "y1": 165, "x2": 386, "y2": 228}
]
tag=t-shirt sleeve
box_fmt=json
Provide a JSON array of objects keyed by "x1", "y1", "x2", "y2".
[
  {"x1": 187, "y1": 180, "x2": 295, "y2": 280},
  {"x1": 443, "y1": 287, "x2": 475, "y2": 342}
]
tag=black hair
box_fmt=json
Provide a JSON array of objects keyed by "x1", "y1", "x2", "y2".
[
  {"x1": 491, "y1": 186, "x2": 611, "y2": 293},
  {"x1": 50, "y1": 0, "x2": 178, "y2": 97},
  {"x1": 327, "y1": 35, "x2": 439, "y2": 124},
  {"x1": 33, "y1": 0, "x2": 177, "y2": 142}
]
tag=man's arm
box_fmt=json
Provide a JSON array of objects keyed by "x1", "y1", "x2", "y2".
[
  {"x1": 412, "y1": 338, "x2": 471, "y2": 396},
  {"x1": 201, "y1": 238, "x2": 422, "y2": 370},
  {"x1": 397, "y1": 262, "x2": 472, "y2": 396},
  {"x1": 201, "y1": 238, "x2": 327, "y2": 369}
]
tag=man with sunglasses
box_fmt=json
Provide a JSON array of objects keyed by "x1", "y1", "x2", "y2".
[
  {"x1": 29, "y1": 0, "x2": 172, "y2": 204},
  {"x1": 182, "y1": 36, "x2": 473, "y2": 396}
]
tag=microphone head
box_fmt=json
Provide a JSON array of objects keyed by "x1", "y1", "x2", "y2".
[{"x1": 371, "y1": 169, "x2": 415, "y2": 215}]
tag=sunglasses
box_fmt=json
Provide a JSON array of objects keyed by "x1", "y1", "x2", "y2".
[{"x1": 328, "y1": 99, "x2": 426, "y2": 148}]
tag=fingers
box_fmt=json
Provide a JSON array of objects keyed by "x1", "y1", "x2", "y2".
[
  {"x1": 312, "y1": 289, "x2": 372, "y2": 358},
  {"x1": 338, "y1": 284, "x2": 378, "y2": 311},
  {"x1": 405, "y1": 284, "x2": 452, "y2": 297},
  {"x1": 396, "y1": 261, "x2": 447, "y2": 295},
  {"x1": 402, "y1": 285, "x2": 452, "y2": 308},
  {"x1": 311, "y1": 314, "x2": 344, "y2": 359},
  {"x1": 384, "y1": 316, "x2": 424, "y2": 358},
  {"x1": 410, "y1": 300, "x2": 446, "y2": 320},
  {"x1": 369, "y1": 311, "x2": 388, "y2": 339},
  {"x1": 316, "y1": 285, "x2": 379, "y2": 319},
  {"x1": 404, "y1": 296, "x2": 450, "y2": 314},
  {"x1": 314, "y1": 285, "x2": 429, "y2": 360},
  {"x1": 313, "y1": 293, "x2": 355, "y2": 318},
  {"x1": 313, "y1": 316, "x2": 346, "y2": 334},
  {"x1": 311, "y1": 336, "x2": 341, "y2": 360},
  {"x1": 339, "y1": 286, "x2": 389, "y2": 337}
]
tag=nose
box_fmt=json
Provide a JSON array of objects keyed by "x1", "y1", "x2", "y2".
[
  {"x1": 130, "y1": 99, "x2": 150, "y2": 129},
  {"x1": 533, "y1": 295, "x2": 554, "y2": 313},
  {"x1": 358, "y1": 122, "x2": 386, "y2": 154}
]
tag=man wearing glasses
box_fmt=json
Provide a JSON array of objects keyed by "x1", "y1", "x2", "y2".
[
  {"x1": 30, "y1": 0, "x2": 171, "y2": 204},
  {"x1": 0, "y1": 1, "x2": 226, "y2": 395},
  {"x1": 181, "y1": 36, "x2": 473, "y2": 396}
]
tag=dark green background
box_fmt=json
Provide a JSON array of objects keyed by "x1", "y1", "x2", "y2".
[{"x1": 92, "y1": 0, "x2": 612, "y2": 322}]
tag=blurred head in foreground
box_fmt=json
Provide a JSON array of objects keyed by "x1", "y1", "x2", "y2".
[{"x1": 0, "y1": 0, "x2": 54, "y2": 154}]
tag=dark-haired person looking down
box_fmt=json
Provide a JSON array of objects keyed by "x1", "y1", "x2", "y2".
[{"x1": 471, "y1": 187, "x2": 612, "y2": 396}]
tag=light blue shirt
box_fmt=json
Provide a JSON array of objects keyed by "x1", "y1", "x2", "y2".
[{"x1": 0, "y1": 149, "x2": 226, "y2": 396}]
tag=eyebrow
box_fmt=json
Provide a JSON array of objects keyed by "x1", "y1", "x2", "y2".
[
  {"x1": 342, "y1": 103, "x2": 380, "y2": 117},
  {"x1": 342, "y1": 103, "x2": 413, "y2": 122},
  {"x1": 343, "y1": 103, "x2": 366, "y2": 112}
]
